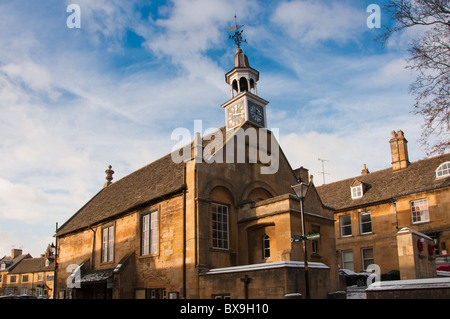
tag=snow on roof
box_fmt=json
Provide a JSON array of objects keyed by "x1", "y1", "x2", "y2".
[
  {"x1": 202, "y1": 261, "x2": 330, "y2": 275},
  {"x1": 397, "y1": 227, "x2": 433, "y2": 240},
  {"x1": 366, "y1": 277, "x2": 450, "y2": 291}
]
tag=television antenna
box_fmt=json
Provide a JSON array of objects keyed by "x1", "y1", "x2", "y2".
[{"x1": 318, "y1": 158, "x2": 330, "y2": 184}]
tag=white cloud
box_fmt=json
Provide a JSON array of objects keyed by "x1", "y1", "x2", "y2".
[
  {"x1": 0, "y1": 178, "x2": 49, "y2": 223},
  {"x1": 271, "y1": 0, "x2": 366, "y2": 45}
]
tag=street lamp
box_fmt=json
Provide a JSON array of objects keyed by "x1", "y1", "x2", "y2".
[{"x1": 291, "y1": 181, "x2": 310, "y2": 299}]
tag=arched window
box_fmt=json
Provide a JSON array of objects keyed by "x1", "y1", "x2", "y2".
[
  {"x1": 436, "y1": 161, "x2": 450, "y2": 179},
  {"x1": 263, "y1": 234, "x2": 270, "y2": 259}
]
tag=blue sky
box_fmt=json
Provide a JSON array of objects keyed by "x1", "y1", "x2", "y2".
[{"x1": 0, "y1": 0, "x2": 427, "y2": 256}]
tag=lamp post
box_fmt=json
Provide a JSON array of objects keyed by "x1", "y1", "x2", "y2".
[
  {"x1": 291, "y1": 181, "x2": 310, "y2": 299},
  {"x1": 51, "y1": 222, "x2": 58, "y2": 299}
]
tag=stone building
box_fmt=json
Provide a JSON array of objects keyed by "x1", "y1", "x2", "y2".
[
  {"x1": 0, "y1": 249, "x2": 31, "y2": 296},
  {"x1": 55, "y1": 48, "x2": 343, "y2": 299},
  {"x1": 317, "y1": 130, "x2": 450, "y2": 279},
  {"x1": 0, "y1": 247, "x2": 54, "y2": 298}
]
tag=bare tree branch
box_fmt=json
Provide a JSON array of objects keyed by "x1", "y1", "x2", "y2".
[{"x1": 382, "y1": 0, "x2": 450, "y2": 155}]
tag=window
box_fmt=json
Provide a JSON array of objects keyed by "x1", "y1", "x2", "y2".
[
  {"x1": 142, "y1": 211, "x2": 158, "y2": 255},
  {"x1": 149, "y1": 288, "x2": 166, "y2": 299},
  {"x1": 21, "y1": 287, "x2": 28, "y2": 295},
  {"x1": 212, "y1": 203, "x2": 229, "y2": 249},
  {"x1": 340, "y1": 215, "x2": 352, "y2": 237},
  {"x1": 312, "y1": 240, "x2": 319, "y2": 254},
  {"x1": 410, "y1": 198, "x2": 429, "y2": 224},
  {"x1": 359, "y1": 211, "x2": 372, "y2": 234},
  {"x1": 22, "y1": 275, "x2": 29, "y2": 283},
  {"x1": 436, "y1": 161, "x2": 450, "y2": 179},
  {"x1": 102, "y1": 225, "x2": 114, "y2": 263},
  {"x1": 37, "y1": 274, "x2": 43, "y2": 281},
  {"x1": 361, "y1": 247, "x2": 374, "y2": 270},
  {"x1": 36, "y1": 287, "x2": 43, "y2": 297},
  {"x1": 351, "y1": 185, "x2": 363, "y2": 199},
  {"x1": 342, "y1": 250, "x2": 354, "y2": 271},
  {"x1": 263, "y1": 235, "x2": 270, "y2": 259},
  {"x1": 10, "y1": 275, "x2": 16, "y2": 283}
]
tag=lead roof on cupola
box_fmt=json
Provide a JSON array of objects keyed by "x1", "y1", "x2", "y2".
[{"x1": 234, "y1": 48, "x2": 250, "y2": 68}]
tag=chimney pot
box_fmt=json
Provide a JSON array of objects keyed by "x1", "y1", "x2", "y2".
[{"x1": 361, "y1": 164, "x2": 370, "y2": 175}]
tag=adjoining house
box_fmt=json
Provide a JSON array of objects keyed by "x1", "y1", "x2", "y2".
[
  {"x1": 0, "y1": 249, "x2": 31, "y2": 296},
  {"x1": 317, "y1": 130, "x2": 450, "y2": 280},
  {"x1": 0, "y1": 247, "x2": 55, "y2": 298}
]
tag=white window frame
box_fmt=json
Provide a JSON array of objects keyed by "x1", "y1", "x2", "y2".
[
  {"x1": 212, "y1": 203, "x2": 229, "y2": 250},
  {"x1": 359, "y1": 211, "x2": 372, "y2": 234},
  {"x1": 436, "y1": 161, "x2": 450, "y2": 179},
  {"x1": 351, "y1": 185, "x2": 363, "y2": 199},
  {"x1": 36, "y1": 286, "x2": 44, "y2": 297},
  {"x1": 141, "y1": 211, "x2": 159, "y2": 256},
  {"x1": 361, "y1": 247, "x2": 374, "y2": 271},
  {"x1": 342, "y1": 250, "x2": 354, "y2": 271},
  {"x1": 340, "y1": 215, "x2": 352, "y2": 237},
  {"x1": 102, "y1": 225, "x2": 114, "y2": 263},
  {"x1": 263, "y1": 234, "x2": 270, "y2": 259},
  {"x1": 410, "y1": 198, "x2": 429, "y2": 224}
]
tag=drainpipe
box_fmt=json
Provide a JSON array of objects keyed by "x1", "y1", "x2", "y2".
[
  {"x1": 89, "y1": 226, "x2": 96, "y2": 269},
  {"x1": 53, "y1": 222, "x2": 58, "y2": 299},
  {"x1": 392, "y1": 200, "x2": 398, "y2": 230},
  {"x1": 182, "y1": 166, "x2": 187, "y2": 299}
]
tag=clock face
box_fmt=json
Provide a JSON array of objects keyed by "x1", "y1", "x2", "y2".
[
  {"x1": 227, "y1": 101, "x2": 245, "y2": 128},
  {"x1": 249, "y1": 102, "x2": 264, "y2": 126}
]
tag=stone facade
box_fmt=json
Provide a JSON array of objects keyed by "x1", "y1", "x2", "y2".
[
  {"x1": 55, "y1": 49, "x2": 343, "y2": 299},
  {"x1": 317, "y1": 132, "x2": 450, "y2": 278}
]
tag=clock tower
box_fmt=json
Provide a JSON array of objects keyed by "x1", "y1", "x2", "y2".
[{"x1": 221, "y1": 48, "x2": 269, "y2": 130}]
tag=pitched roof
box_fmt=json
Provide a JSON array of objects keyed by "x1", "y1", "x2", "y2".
[
  {"x1": 56, "y1": 124, "x2": 284, "y2": 237},
  {"x1": 8, "y1": 257, "x2": 54, "y2": 274},
  {"x1": 57, "y1": 153, "x2": 186, "y2": 237},
  {"x1": 316, "y1": 153, "x2": 450, "y2": 211},
  {"x1": 0, "y1": 254, "x2": 32, "y2": 272}
]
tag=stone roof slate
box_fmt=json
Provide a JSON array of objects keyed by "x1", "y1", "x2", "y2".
[
  {"x1": 316, "y1": 153, "x2": 450, "y2": 211},
  {"x1": 56, "y1": 153, "x2": 186, "y2": 237},
  {"x1": 8, "y1": 257, "x2": 54, "y2": 274}
]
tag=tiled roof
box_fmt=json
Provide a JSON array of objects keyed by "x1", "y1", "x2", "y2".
[
  {"x1": 56, "y1": 152, "x2": 186, "y2": 237},
  {"x1": 56, "y1": 125, "x2": 278, "y2": 237},
  {"x1": 8, "y1": 257, "x2": 54, "y2": 274},
  {"x1": 0, "y1": 254, "x2": 31, "y2": 272},
  {"x1": 316, "y1": 153, "x2": 450, "y2": 211}
]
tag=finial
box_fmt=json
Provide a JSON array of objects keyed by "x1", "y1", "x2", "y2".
[
  {"x1": 228, "y1": 15, "x2": 247, "y2": 49},
  {"x1": 104, "y1": 165, "x2": 114, "y2": 188}
]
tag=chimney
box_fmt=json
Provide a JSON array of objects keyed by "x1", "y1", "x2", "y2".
[
  {"x1": 11, "y1": 248, "x2": 22, "y2": 259},
  {"x1": 389, "y1": 130, "x2": 410, "y2": 171},
  {"x1": 104, "y1": 165, "x2": 114, "y2": 188},
  {"x1": 294, "y1": 166, "x2": 309, "y2": 184},
  {"x1": 361, "y1": 164, "x2": 370, "y2": 175}
]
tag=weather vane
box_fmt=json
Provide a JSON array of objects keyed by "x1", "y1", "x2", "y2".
[{"x1": 228, "y1": 15, "x2": 247, "y2": 49}]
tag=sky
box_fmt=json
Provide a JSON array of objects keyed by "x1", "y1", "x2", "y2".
[{"x1": 0, "y1": 0, "x2": 431, "y2": 257}]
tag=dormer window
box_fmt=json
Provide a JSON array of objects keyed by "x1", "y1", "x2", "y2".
[
  {"x1": 436, "y1": 161, "x2": 450, "y2": 179},
  {"x1": 350, "y1": 180, "x2": 364, "y2": 199}
]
